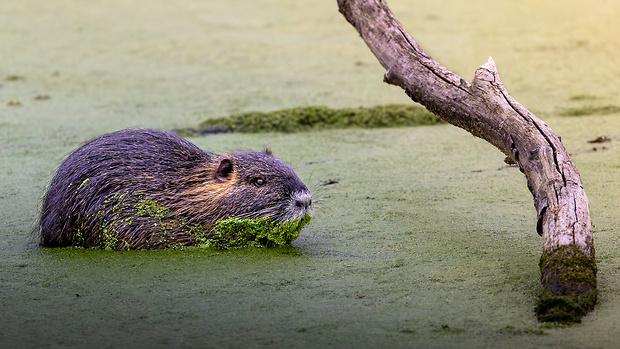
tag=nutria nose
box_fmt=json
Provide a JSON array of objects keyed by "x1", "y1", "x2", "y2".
[
  {"x1": 294, "y1": 192, "x2": 313, "y2": 210},
  {"x1": 296, "y1": 197, "x2": 312, "y2": 209}
]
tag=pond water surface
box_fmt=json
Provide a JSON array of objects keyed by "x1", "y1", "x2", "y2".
[{"x1": 1, "y1": 1, "x2": 619, "y2": 348}]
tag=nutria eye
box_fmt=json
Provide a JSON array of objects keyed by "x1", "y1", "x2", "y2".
[{"x1": 253, "y1": 178, "x2": 265, "y2": 187}]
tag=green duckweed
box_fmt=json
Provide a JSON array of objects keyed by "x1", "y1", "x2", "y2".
[
  {"x1": 178, "y1": 104, "x2": 440, "y2": 135},
  {"x1": 196, "y1": 215, "x2": 312, "y2": 249}
]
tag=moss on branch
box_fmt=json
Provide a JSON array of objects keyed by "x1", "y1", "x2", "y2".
[{"x1": 536, "y1": 245, "x2": 597, "y2": 323}]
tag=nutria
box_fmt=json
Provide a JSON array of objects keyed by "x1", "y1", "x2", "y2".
[{"x1": 38, "y1": 128, "x2": 313, "y2": 250}]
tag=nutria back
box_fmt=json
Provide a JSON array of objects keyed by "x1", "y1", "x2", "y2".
[{"x1": 39, "y1": 128, "x2": 312, "y2": 250}]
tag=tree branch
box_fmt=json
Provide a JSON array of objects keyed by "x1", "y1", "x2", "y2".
[{"x1": 338, "y1": 0, "x2": 596, "y2": 322}]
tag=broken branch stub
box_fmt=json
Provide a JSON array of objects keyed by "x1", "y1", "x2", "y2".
[{"x1": 338, "y1": 0, "x2": 596, "y2": 322}]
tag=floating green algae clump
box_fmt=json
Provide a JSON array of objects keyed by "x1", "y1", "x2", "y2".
[
  {"x1": 559, "y1": 104, "x2": 620, "y2": 116},
  {"x1": 196, "y1": 215, "x2": 312, "y2": 249},
  {"x1": 179, "y1": 104, "x2": 440, "y2": 134}
]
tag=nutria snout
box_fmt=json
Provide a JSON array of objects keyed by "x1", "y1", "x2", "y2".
[{"x1": 38, "y1": 128, "x2": 313, "y2": 250}]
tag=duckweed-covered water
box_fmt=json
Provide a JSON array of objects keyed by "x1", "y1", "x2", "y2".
[{"x1": 1, "y1": 1, "x2": 619, "y2": 348}]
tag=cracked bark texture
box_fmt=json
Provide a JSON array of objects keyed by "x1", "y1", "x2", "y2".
[{"x1": 338, "y1": 0, "x2": 596, "y2": 322}]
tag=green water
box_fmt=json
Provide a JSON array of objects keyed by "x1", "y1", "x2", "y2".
[{"x1": 1, "y1": 0, "x2": 620, "y2": 348}]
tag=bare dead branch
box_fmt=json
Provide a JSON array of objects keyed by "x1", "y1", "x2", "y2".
[{"x1": 337, "y1": 0, "x2": 596, "y2": 322}]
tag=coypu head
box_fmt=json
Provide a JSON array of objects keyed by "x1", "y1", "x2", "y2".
[{"x1": 204, "y1": 149, "x2": 313, "y2": 224}]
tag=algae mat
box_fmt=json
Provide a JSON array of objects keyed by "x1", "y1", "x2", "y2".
[{"x1": 1, "y1": 0, "x2": 620, "y2": 348}]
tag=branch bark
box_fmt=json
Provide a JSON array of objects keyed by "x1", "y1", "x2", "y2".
[{"x1": 338, "y1": 0, "x2": 596, "y2": 322}]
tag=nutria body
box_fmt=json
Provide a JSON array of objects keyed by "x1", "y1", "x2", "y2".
[{"x1": 39, "y1": 128, "x2": 312, "y2": 250}]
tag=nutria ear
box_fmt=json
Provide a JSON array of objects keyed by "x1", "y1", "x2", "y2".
[
  {"x1": 263, "y1": 148, "x2": 273, "y2": 156},
  {"x1": 216, "y1": 158, "x2": 234, "y2": 181}
]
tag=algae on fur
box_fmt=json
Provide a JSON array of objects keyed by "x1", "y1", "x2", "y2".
[{"x1": 90, "y1": 193, "x2": 311, "y2": 250}]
